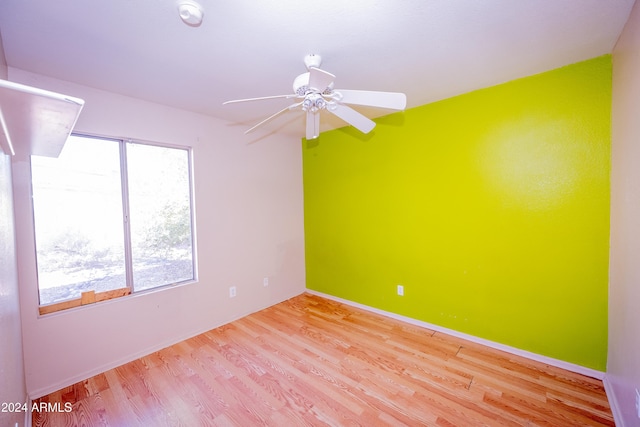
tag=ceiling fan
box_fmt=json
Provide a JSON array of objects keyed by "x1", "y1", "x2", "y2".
[{"x1": 223, "y1": 54, "x2": 407, "y2": 140}]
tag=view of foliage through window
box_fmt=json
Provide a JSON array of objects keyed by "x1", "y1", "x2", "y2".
[
  {"x1": 127, "y1": 142, "x2": 194, "y2": 291},
  {"x1": 31, "y1": 134, "x2": 195, "y2": 306}
]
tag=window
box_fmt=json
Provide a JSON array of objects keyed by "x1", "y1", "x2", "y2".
[{"x1": 31, "y1": 134, "x2": 195, "y2": 313}]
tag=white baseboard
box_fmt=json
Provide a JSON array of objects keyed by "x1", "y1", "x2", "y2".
[
  {"x1": 603, "y1": 375, "x2": 625, "y2": 427},
  {"x1": 306, "y1": 289, "x2": 605, "y2": 380}
]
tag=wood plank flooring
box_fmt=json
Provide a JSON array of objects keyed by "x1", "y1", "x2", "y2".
[{"x1": 33, "y1": 293, "x2": 614, "y2": 426}]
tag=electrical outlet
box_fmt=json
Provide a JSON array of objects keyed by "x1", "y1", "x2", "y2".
[
  {"x1": 263, "y1": 277, "x2": 269, "y2": 287},
  {"x1": 635, "y1": 388, "x2": 640, "y2": 419},
  {"x1": 397, "y1": 284, "x2": 404, "y2": 296},
  {"x1": 229, "y1": 286, "x2": 236, "y2": 298}
]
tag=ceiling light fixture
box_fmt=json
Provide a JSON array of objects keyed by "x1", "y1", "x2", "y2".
[{"x1": 178, "y1": 1, "x2": 204, "y2": 27}]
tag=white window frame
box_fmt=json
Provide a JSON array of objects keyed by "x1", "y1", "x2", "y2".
[{"x1": 31, "y1": 133, "x2": 197, "y2": 314}]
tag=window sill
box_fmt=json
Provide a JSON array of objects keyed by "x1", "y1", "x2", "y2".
[{"x1": 38, "y1": 287, "x2": 131, "y2": 315}]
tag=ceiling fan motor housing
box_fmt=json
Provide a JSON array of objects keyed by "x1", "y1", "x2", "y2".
[
  {"x1": 293, "y1": 73, "x2": 334, "y2": 95},
  {"x1": 293, "y1": 73, "x2": 310, "y2": 95}
]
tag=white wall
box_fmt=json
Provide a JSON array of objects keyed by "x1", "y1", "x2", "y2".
[
  {"x1": 9, "y1": 68, "x2": 306, "y2": 397},
  {"x1": 0, "y1": 27, "x2": 27, "y2": 427},
  {"x1": 608, "y1": 0, "x2": 640, "y2": 425},
  {"x1": 0, "y1": 153, "x2": 26, "y2": 427}
]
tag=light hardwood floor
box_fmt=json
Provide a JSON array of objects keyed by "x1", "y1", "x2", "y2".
[{"x1": 33, "y1": 293, "x2": 614, "y2": 426}]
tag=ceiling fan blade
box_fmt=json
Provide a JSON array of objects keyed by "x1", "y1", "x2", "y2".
[
  {"x1": 306, "y1": 111, "x2": 320, "y2": 140},
  {"x1": 244, "y1": 101, "x2": 303, "y2": 134},
  {"x1": 223, "y1": 94, "x2": 297, "y2": 105},
  {"x1": 328, "y1": 103, "x2": 376, "y2": 134},
  {"x1": 334, "y1": 89, "x2": 407, "y2": 110},
  {"x1": 308, "y1": 67, "x2": 335, "y2": 92}
]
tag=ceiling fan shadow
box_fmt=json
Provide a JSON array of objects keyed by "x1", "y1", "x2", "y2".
[
  {"x1": 375, "y1": 110, "x2": 406, "y2": 128},
  {"x1": 335, "y1": 125, "x2": 376, "y2": 142}
]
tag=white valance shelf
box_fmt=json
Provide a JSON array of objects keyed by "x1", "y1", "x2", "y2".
[{"x1": 0, "y1": 79, "x2": 84, "y2": 157}]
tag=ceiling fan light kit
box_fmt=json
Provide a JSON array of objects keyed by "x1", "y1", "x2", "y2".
[{"x1": 224, "y1": 54, "x2": 407, "y2": 140}]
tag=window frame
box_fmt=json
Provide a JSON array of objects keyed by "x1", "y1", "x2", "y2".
[{"x1": 31, "y1": 133, "x2": 197, "y2": 315}]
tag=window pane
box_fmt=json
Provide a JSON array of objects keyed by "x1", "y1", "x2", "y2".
[
  {"x1": 127, "y1": 143, "x2": 194, "y2": 291},
  {"x1": 31, "y1": 135, "x2": 126, "y2": 305}
]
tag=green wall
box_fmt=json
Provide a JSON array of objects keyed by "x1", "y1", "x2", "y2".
[{"x1": 303, "y1": 56, "x2": 611, "y2": 371}]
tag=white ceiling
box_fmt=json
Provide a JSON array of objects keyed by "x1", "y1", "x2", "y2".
[{"x1": 0, "y1": 0, "x2": 635, "y2": 137}]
